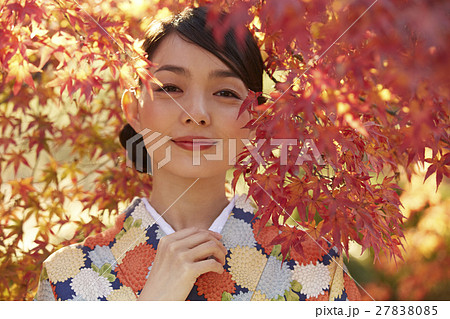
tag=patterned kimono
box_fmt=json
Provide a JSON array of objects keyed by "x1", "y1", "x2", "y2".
[{"x1": 34, "y1": 194, "x2": 361, "y2": 301}]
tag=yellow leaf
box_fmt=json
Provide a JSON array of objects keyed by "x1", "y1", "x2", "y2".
[
  {"x1": 379, "y1": 88, "x2": 391, "y2": 101},
  {"x1": 310, "y1": 22, "x2": 324, "y2": 39},
  {"x1": 5, "y1": 54, "x2": 37, "y2": 95},
  {"x1": 337, "y1": 102, "x2": 350, "y2": 115},
  {"x1": 344, "y1": 113, "x2": 368, "y2": 137},
  {"x1": 38, "y1": 46, "x2": 53, "y2": 69}
]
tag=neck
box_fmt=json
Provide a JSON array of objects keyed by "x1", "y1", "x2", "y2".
[{"x1": 148, "y1": 170, "x2": 231, "y2": 231}]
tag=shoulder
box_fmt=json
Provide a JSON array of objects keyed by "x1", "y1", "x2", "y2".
[
  {"x1": 39, "y1": 197, "x2": 153, "y2": 300},
  {"x1": 224, "y1": 193, "x2": 361, "y2": 301},
  {"x1": 82, "y1": 197, "x2": 147, "y2": 250},
  {"x1": 44, "y1": 196, "x2": 144, "y2": 263}
]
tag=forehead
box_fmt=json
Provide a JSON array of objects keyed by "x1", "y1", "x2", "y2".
[{"x1": 149, "y1": 32, "x2": 231, "y2": 74}]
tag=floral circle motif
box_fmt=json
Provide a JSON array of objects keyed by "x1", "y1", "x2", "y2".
[
  {"x1": 145, "y1": 265, "x2": 152, "y2": 279},
  {"x1": 251, "y1": 290, "x2": 270, "y2": 301},
  {"x1": 155, "y1": 226, "x2": 166, "y2": 240},
  {"x1": 306, "y1": 290, "x2": 329, "y2": 301},
  {"x1": 328, "y1": 258, "x2": 344, "y2": 300},
  {"x1": 45, "y1": 246, "x2": 85, "y2": 283},
  {"x1": 256, "y1": 255, "x2": 292, "y2": 299},
  {"x1": 116, "y1": 243, "x2": 156, "y2": 293},
  {"x1": 292, "y1": 261, "x2": 330, "y2": 298},
  {"x1": 70, "y1": 268, "x2": 112, "y2": 300},
  {"x1": 111, "y1": 227, "x2": 148, "y2": 264},
  {"x1": 84, "y1": 213, "x2": 126, "y2": 249},
  {"x1": 195, "y1": 270, "x2": 236, "y2": 300},
  {"x1": 234, "y1": 194, "x2": 256, "y2": 213},
  {"x1": 88, "y1": 245, "x2": 116, "y2": 270},
  {"x1": 35, "y1": 279, "x2": 55, "y2": 301},
  {"x1": 252, "y1": 218, "x2": 279, "y2": 255},
  {"x1": 232, "y1": 291, "x2": 252, "y2": 301},
  {"x1": 131, "y1": 201, "x2": 156, "y2": 231},
  {"x1": 107, "y1": 285, "x2": 136, "y2": 301},
  {"x1": 68, "y1": 294, "x2": 87, "y2": 301},
  {"x1": 221, "y1": 216, "x2": 257, "y2": 249},
  {"x1": 343, "y1": 273, "x2": 361, "y2": 301},
  {"x1": 227, "y1": 246, "x2": 267, "y2": 291}
]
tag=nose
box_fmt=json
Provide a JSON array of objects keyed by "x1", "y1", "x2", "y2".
[{"x1": 180, "y1": 92, "x2": 210, "y2": 126}]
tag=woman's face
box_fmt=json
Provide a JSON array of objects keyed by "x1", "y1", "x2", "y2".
[{"x1": 128, "y1": 32, "x2": 253, "y2": 178}]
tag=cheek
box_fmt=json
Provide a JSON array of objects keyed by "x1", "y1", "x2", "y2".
[
  {"x1": 137, "y1": 102, "x2": 173, "y2": 135},
  {"x1": 221, "y1": 114, "x2": 253, "y2": 156},
  {"x1": 227, "y1": 110, "x2": 252, "y2": 139}
]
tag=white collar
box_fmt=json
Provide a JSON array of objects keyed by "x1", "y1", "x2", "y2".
[{"x1": 141, "y1": 195, "x2": 236, "y2": 236}]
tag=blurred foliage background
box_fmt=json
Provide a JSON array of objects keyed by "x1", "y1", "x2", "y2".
[
  {"x1": 1, "y1": 0, "x2": 448, "y2": 300},
  {"x1": 348, "y1": 164, "x2": 450, "y2": 301}
]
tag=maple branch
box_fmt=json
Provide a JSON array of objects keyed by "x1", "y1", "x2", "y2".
[
  {"x1": 0, "y1": 93, "x2": 14, "y2": 106},
  {"x1": 52, "y1": 0, "x2": 85, "y2": 39},
  {"x1": 312, "y1": 164, "x2": 335, "y2": 182},
  {"x1": 313, "y1": 112, "x2": 324, "y2": 126},
  {"x1": 264, "y1": 65, "x2": 280, "y2": 84},
  {"x1": 0, "y1": 0, "x2": 9, "y2": 12},
  {"x1": 31, "y1": 152, "x2": 40, "y2": 179},
  {"x1": 76, "y1": 159, "x2": 111, "y2": 186}
]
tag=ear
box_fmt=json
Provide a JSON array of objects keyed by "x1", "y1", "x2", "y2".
[{"x1": 121, "y1": 89, "x2": 141, "y2": 132}]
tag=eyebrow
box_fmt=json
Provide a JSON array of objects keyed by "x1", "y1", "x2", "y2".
[
  {"x1": 210, "y1": 69, "x2": 241, "y2": 80},
  {"x1": 155, "y1": 64, "x2": 187, "y2": 76},
  {"x1": 155, "y1": 64, "x2": 241, "y2": 80}
]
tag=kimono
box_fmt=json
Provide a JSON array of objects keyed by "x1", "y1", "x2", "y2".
[{"x1": 34, "y1": 194, "x2": 361, "y2": 301}]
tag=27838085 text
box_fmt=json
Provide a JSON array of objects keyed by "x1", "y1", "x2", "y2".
[{"x1": 315, "y1": 305, "x2": 439, "y2": 317}]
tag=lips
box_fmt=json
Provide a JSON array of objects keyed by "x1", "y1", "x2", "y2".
[{"x1": 171, "y1": 136, "x2": 218, "y2": 151}]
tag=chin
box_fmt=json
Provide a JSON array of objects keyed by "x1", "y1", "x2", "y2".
[{"x1": 153, "y1": 159, "x2": 230, "y2": 179}]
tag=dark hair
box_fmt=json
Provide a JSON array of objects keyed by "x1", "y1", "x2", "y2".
[{"x1": 120, "y1": 5, "x2": 265, "y2": 173}]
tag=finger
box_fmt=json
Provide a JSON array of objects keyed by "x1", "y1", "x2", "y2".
[
  {"x1": 167, "y1": 228, "x2": 221, "y2": 242},
  {"x1": 160, "y1": 229, "x2": 226, "y2": 258},
  {"x1": 209, "y1": 231, "x2": 222, "y2": 240},
  {"x1": 183, "y1": 231, "x2": 227, "y2": 255},
  {"x1": 163, "y1": 227, "x2": 201, "y2": 242},
  {"x1": 193, "y1": 259, "x2": 224, "y2": 277},
  {"x1": 157, "y1": 227, "x2": 201, "y2": 252},
  {"x1": 190, "y1": 240, "x2": 227, "y2": 265}
]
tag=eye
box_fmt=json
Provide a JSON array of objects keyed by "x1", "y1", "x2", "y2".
[
  {"x1": 215, "y1": 90, "x2": 241, "y2": 99},
  {"x1": 155, "y1": 85, "x2": 182, "y2": 93}
]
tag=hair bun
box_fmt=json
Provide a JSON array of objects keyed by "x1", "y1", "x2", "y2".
[
  {"x1": 119, "y1": 123, "x2": 135, "y2": 149},
  {"x1": 119, "y1": 123, "x2": 152, "y2": 174}
]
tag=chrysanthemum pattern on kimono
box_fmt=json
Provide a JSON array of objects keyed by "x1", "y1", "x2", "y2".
[{"x1": 34, "y1": 195, "x2": 362, "y2": 301}]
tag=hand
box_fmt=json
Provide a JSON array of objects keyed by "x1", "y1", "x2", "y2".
[{"x1": 137, "y1": 227, "x2": 227, "y2": 301}]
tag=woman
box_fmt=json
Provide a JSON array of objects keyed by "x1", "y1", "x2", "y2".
[{"x1": 34, "y1": 6, "x2": 361, "y2": 301}]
